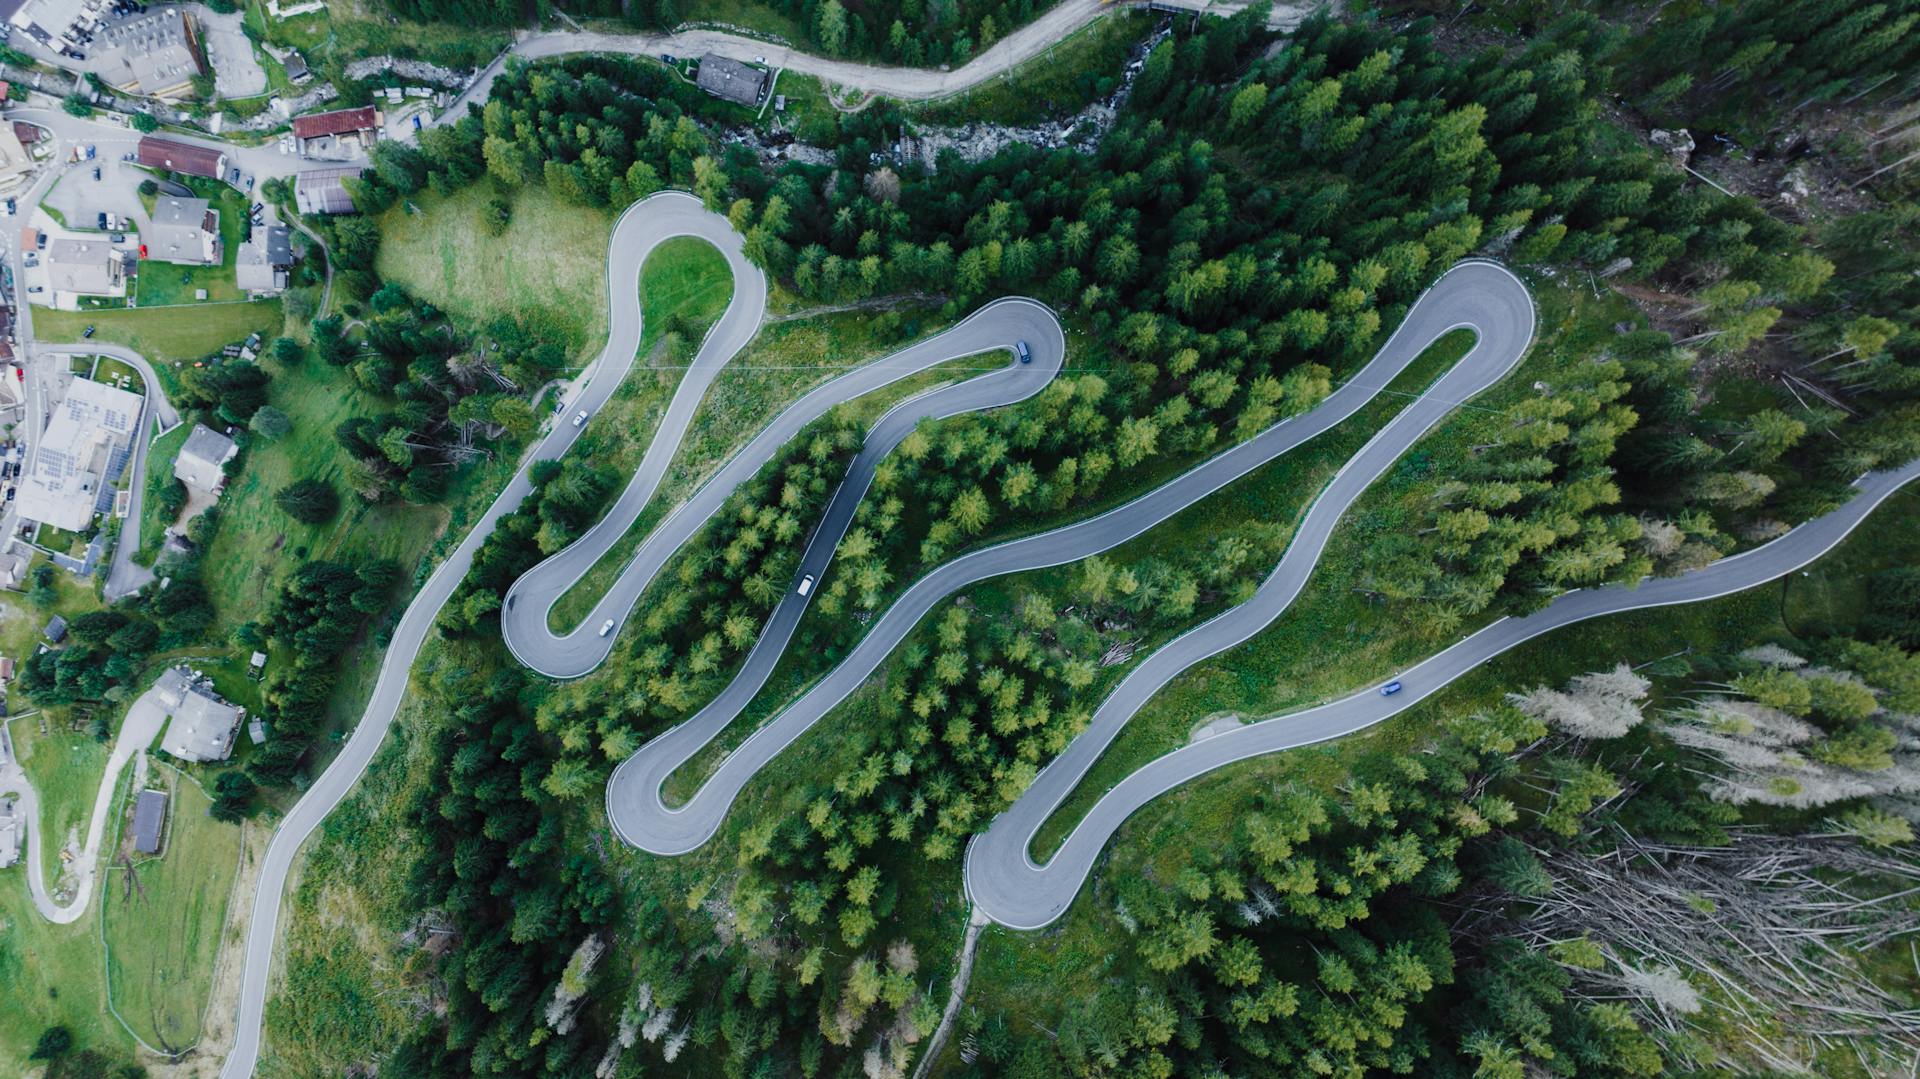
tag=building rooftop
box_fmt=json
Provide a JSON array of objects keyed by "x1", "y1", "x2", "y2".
[
  {"x1": 152, "y1": 666, "x2": 244, "y2": 764},
  {"x1": 99, "y1": 7, "x2": 203, "y2": 96},
  {"x1": 294, "y1": 167, "x2": 360, "y2": 215},
  {"x1": 146, "y1": 195, "x2": 217, "y2": 264},
  {"x1": 695, "y1": 55, "x2": 767, "y2": 107},
  {"x1": 17, "y1": 376, "x2": 141, "y2": 532},
  {"x1": 291, "y1": 105, "x2": 378, "y2": 141},
  {"x1": 137, "y1": 135, "x2": 225, "y2": 180},
  {"x1": 174, "y1": 423, "x2": 237, "y2": 490},
  {"x1": 131, "y1": 788, "x2": 168, "y2": 854},
  {"x1": 44, "y1": 238, "x2": 125, "y2": 297}
]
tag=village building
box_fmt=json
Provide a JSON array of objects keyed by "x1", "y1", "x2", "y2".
[
  {"x1": 148, "y1": 666, "x2": 245, "y2": 763},
  {"x1": 131, "y1": 788, "x2": 169, "y2": 854},
  {"x1": 173, "y1": 423, "x2": 237, "y2": 492},
  {"x1": 42, "y1": 238, "x2": 128, "y2": 305},
  {"x1": 16, "y1": 376, "x2": 141, "y2": 532},
  {"x1": 294, "y1": 166, "x2": 360, "y2": 215},
  {"x1": 145, "y1": 195, "x2": 220, "y2": 265},
  {"x1": 136, "y1": 135, "x2": 226, "y2": 180},
  {"x1": 234, "y1": 224, "x2": 292, "y2": 295},
  {"x1": 0, "y1": 795, "x2": 19, "y2": 869},
  {"x1": 695, "y1": 55, "x2": 768, "y2": 108},
  {"x1": 290, "y1": 105, "x2": 380, "y2": 158},
  {"x1": 98, "y1": 7, "x2": 205, "y2": 98}
]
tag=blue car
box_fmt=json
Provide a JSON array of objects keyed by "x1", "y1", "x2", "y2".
[
  {"x1": 1379, "y1": 680, "x2": 1403, "y2": 696},
  {"x1": 1015, "y1": 340, "x2": 1032, "y2": 364}
]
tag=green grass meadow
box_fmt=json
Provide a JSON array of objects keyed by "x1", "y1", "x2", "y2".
[
  {"x1": 374, "y1": 185, "x2": 616, "y2": 362},
  {"x1": 102, "y1": 767, "x2": 244, "y2": 1053}
]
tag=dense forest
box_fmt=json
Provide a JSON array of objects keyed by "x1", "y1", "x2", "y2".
[{"x1": 284, "y1": 1, "x2": 1920, "y2": 1076}]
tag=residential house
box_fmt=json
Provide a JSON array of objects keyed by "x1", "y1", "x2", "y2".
[
  {"x1": 42, "y1": 238, "x2": 128, "y2": 305},
  {"x1": 98, "y1": 7, "x2": 205, "y2": 98},
  {"x1": 0, "y1": 549, "x2": 24, "y2": 588},
  {"x1": 290, "y1": 105, "x2": 379, "y2": 157},
  {"x1": 42, "y1": 615, "x2": 66, "y2": 642},
  {"x1": 294, "y1": 166, "x2": 361, "y2": 215},
  {"x1": 152, "y1": 666, "x2": 245, "y2": 763},
  {"x1": 131, "y1": 788, "x2": 168, "y2": 854},
  {"x1": 234, "y1": 224, "x2": 292, "y2": 295},
  {"x1": 695, "y1": 55, "x2": 767, "y2": 107},
  {"x1": 137, "y1": 135, "x2": 226, "y2": 180},
  {"x1": 173, "y1": 423, "x2": 237, "y2": 491},
  {"x1": 282, "y1": 50, "x2": 311, "y2": 84},
  {"x1": 145, "y1": 195, "x2": 220, "y2": 265},
  {"x1": 16, "y1": 376, "x2": 142, "y2": 532}
]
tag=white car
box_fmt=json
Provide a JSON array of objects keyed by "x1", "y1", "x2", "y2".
[
  {"x1": 572, "y1": 409, "x2": 589, "y2": 427},
  {"x1": 598, "y1": 618, "x2": 616, "y2": 637},
  {"x1": 796, "y1": 574, "x2": 815, "y2": 597}
]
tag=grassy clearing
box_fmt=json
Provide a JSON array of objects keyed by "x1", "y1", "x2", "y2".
[
  {"x1": 91, "y1": 356, "x2": 145, "y2": 395},
  {"x1": 257, "y1": 663, "x2": 463, "y2": 1078},
  {"x1": 102, "y1": 765, "x2": 243, "y2": 1053},
  {"x1": 197, "y1": 358, "x2": 460, "y2": 630},
  {"x1": 0, "y1": 757, "x2": 124, "y2": 1073},
  {"x1": 375, "y1": 184, "x2": 615, "y2": 362},
  {"x1": 10, "y1": 721, "x2": 109, "y2": 888},
  {"x1": 136, "y1": 424, "x2": 190, "y2": 565},
  {"x1": 33, "y1": 304, "x2": 283, "y2": 365},
  {"x1": 914, "y1": 11, "x2": 1150, "y2": 126},
  {"x1": 245, "y1": 0, "x2": 506, "y2": 72},
  {"x1": 548, "y1": 236, "x2": 734, "y2": 630}
]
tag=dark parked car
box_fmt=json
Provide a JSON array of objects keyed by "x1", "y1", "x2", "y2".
[
  {"x1": 96, "y1": 212, "x2": 107, "y2": 229},
  {"x1": 83, "y1": 325, "x2": 96, "y2": 338}
]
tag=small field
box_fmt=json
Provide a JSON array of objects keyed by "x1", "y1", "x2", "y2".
[
  {"x1": 9, "y1": 721, "x2": 109, "y2": 889},
  {"x1": 198, "y1": 359, "x2": 452, "y2": 630},
  {"x1": 90, "y1": 356, "x2": 145, "y2": 396},
  {"x1": 0, "y1": 863, "x2": 122, "y2": 1073},
  {"x1": 102, "y1": 765, "x2": 244, "y2": 1054},
  {"x1": 375, "y1": 184, "x2": 615, "y2": 362},
  {"x1": 136, "y1": 423, "x2": 191, "y2": 564},
  {"x1": 33, "y1": 303, "x2": 284, "y2": 365}
]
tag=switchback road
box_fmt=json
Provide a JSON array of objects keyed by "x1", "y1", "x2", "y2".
[{"x1": 208, "y1": 198, "x2": 1920, "y2": 1074}]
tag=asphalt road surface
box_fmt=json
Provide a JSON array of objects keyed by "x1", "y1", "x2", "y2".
[
  {"x1": 963, "y1": 439, "x2": 1920, "y2": 930},
  {"x1": 606, "y1": 261, "x2": 1538, "y2": 853},
  {"x1": 504, "y1": 296, "x2": 1064, "y2": 678},
  {"x1": 214, "y1": 192, "x2": 736, "y2": 1079}
]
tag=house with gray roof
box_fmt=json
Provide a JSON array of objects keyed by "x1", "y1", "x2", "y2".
[
  {"x1": 153, "y1": 666, "x2": 245, "y2": 764},
  {"x1": 234, "y1": 225, "x2": 292, "y2": 295},
  {"x1": 695, "y1": 55, "x2": 767, "y2": 107},
  {"x1": 132, "y1": 788, "x2": 169, "y2": 855},
  {"x1": 294, "y1": 167, "x2": 361, "y2": 215},
  {"x1": 44, "y1": 238, "x2": 127, "y2": 303},
  {"x1": 146, "y1": 196, "x2": 220, "y2": 265},
  {"x1": 173, "y1": 423, "x2": 237, "y2": 492}
]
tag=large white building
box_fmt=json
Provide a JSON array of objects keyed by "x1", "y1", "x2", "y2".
[{"x1": 16, "y1": 376, "x2": 141, "y2": 532}]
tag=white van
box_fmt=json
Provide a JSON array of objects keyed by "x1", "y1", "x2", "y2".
[{"x1": 796, "y1": 574, "x2": 815, "y2": 597}]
